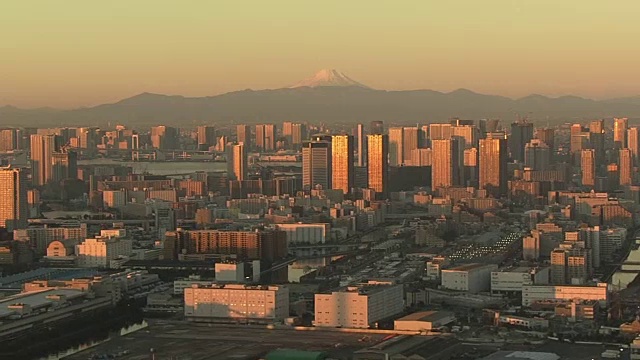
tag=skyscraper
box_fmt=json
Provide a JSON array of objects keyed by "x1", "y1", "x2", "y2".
[
  {"x1": 236, "y1": 125, "x2": 252, "y2": 150},
  {"x1": 197, "y1": 126, "x2": 216, "y2": 151},
  {"x1": 290, "y1": 123, "x2": 306, "y2": 148},
  {"x1": 357, "y1": 123, "x2": 366, "y2": 167},
  {"x1": 388, "y1": 127, "x2": 404, "y2": 166},
  {"x1": 509, "y1": 121, "x2": 534, "y2": 162},
  {"x1": 619, "y1": 148, "x2": 633, "y2": 186},
  {"x1": 0, "y1": 167, "x2": 28, "y2": 232},
  {"x1": 524, "y1": 139, "x2": 550, "y2": 171},
  {"x1": 587, "y1": 119, "x2": 604, "y2": 164},
  {"x1": 0, "y1": 129, "x2": 18, "y2": 152},
  {"x1": 370, "y1": 121, "x2": 384, "y2": 135},
  {"x1": 535, "y1": 127, "x2": 555, "y2": 153},
  {"x1": 302, "y1": 137, "x2": 332, "y2": 190},
  {"x1": 367, "y1": 134, "x2": 388, "y2": 198},
  {"x1": 628, "y1": 127, "x2": 639, "y2": 165},
  {"x1": 30, "y1": 134, "x2": 60, "y2": 186},
  {"x1": 256, "y1": 124, "x2": 276, "y2": 151},
  {"x1": 451, "y1": 124, "x2": 477, "y2": 148},
  {"x1": 331, "y1": 135, "x2": 354, "y2": 195},
  {"x1": 227, "y1": 143, "x2": 247, "y2": 181},
  {"x1": 614, "y1": 117, "x2": 629, "y2": 149},
  {"x1": 402, "y1": 127, "x2": 421, "y2": 164},
  {"x1": 150, "y1": 125, "x2": 178, "y2": 149},
  {"x1": 429, "y1": 123, "x2": 452, "y2": 141},
  {"x1": 479, "y1": 133, "x2": 508, "y2": 196},
  {"x1": 581, "y1": 149, "x2": 595, "y2": 187},
  {"x1": 432, "y1": 139, "x2": 460, "y2": 190},
  {"x1": 51, "y1": 149, "x2": 78, "y2": 183}
]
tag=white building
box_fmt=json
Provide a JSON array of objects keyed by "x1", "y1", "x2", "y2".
[
  {"x1": 76, "y1": 236, "x2": 132, "y2": 268},
  {"x1": 184, "y1": 284, "x2": 289, "y2": 322},
  {"x1": 521, "y1": 283, "x2": 608, "y2": 307},
  {"x1": 275, "y1": 223, "x2": 329, "y2": 245},
  {"x1": 441, "y1": 263, "x2": 498, "y2": 293},
  {"x1": 491, "y1": 266, "x2": 549, "y2": 295},
  {"x1": 314, "y1": 281, "x2": 403, "y2": 329}
]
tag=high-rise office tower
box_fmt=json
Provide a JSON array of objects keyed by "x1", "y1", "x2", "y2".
[
  {"x1": 331, "y1": 135, "x2": 354, "y2": 195},
  {"x1": 290, "y1": 123, "x2": 306, "y2": 147},
  {"x1": 0, "y1": 129, "x2": 18, "y2": 152},
  {"x1": 402, "y1": 127, "x2": 421, "y2": 164},
  {"x1": 302, "y1": 137, "x2": 332, "y2": 191},
  {"x1": 432, "y1": 138, "x2": 460, "y2": 190},
  {"x1": 357, "y1": 124, "x2": 366, "y2": 167},
  {"x1": 236, "y1": 125, "x2": 252, "y2": 151},
  {"x1": 51, "y1": 149, "x2": 78, "y2": 183},
  {"x1": 429, "y1": 123, "x2": 452, "y2": 141},
  {"x1": 463, "y1": 147, "x2": 478, "y2": 187},
  {"x1": 388, "y1": 127, "x2": 404, "y2": 166},
  {"x1": 150, "y1": 125, "x2": 178, "y2": 149},
  {"x1": 535, "y1": 128, "x2": 555, "y2": 152},
  {"x1": 282, "y1": 122, "x2": 293, "y2": 140},
  {"x1": 226, "y1": 143, "x2": 247, "y2": 181},
  {"x1": 367, "y1": 134, "x2": 388, "y2": 198},
  {"x1": 370, "y1": 121, "x2": 384, "y2": 135},
  {"x1": 197, "y1": 126, "x2": 216, "y2": 151},
  {"x1": 628, "y1": 127, "x2": 639, "y2": 165},
  {"x1": 30, "y1": 134, "x2": 61, "y2": 186},
  {"x1": 452, "y1": 124, "x2": 477, "y2": 148},
  {"x1": 614, "y1": 117, "x2": 629, "y2": 149},
  {"x1": 619, "y1": 148, "x2": 633, "y2": 186},
  {"x1": 524, "y1": 139, "x2": 550, "y2": 171},
  {"x1": 0, "y1": 167, "x2": 28, "y2": 232},
  {"x1": 589, "y1": 119, "x2": 605, "y2": 164},
  {"x1": 581, "y1": 149, "x2": 596, "y2": 187},
  {"x1": 479, "y1": 133, "x2": 508, "y2": 196},
  {"x1": 256, "y1": 124, "x2": 276, "y2": 151},
  {"x1": 509, "y1": 121, "x2": 534, "y2": 162}
]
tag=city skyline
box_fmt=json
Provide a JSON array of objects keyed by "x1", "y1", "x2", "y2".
[{"x1": 4, "y1": 1, "x2": 640, "y2": 108}]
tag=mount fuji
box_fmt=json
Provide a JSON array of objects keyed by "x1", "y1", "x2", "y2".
[{"x1": 290, "y1": 69, "x2": 370, "y2": 89}]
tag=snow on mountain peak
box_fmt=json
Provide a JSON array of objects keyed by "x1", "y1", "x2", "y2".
[{"x1": 290, "y1": 69, "x2": 370, "y2": 89}]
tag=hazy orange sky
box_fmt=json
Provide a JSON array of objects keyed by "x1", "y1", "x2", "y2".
[{"x1": 2, "y1": 1, "x2": 640, "y2": 108}]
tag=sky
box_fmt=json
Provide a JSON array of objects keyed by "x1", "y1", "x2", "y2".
[{"x1": 2, "y1": 1, "x2": 640, "y2": 108}]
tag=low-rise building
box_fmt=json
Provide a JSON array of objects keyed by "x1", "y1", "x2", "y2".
[
  {"x1": 491, "y1": 266, "x2": 549, "y2": 296},
  {"x1": 394, "y1": 311, "x2": 455, "y2": 332},
  {"x1": 441, "y1": 263, "x2": 498, "y2": 293},
  {"x1": 314, "y1": 281, "x2": 403, "y2": 328},
  {"x1": 76, "y1": 235, "x2": 132, "y2": 268},
  {"x1": 522, "y1": 283, "x2": 608, "y2": 307},
  {"x1": 184, "y1": 283, "x2": 289, "y2": 323}
]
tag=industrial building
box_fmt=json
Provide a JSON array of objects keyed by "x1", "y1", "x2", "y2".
[
  {"x1": 490, "y1": 266, "x2": 549, "y2": 296},
  {"x1": 314, "y1": 281, "x2": 403, "y2": 328},
  {"x1": 521, "y1": 283, "x2": 608, "y2": 307},
  {"x1": 393, "y1": 310, "x2": 455, "y2": 332},
  {"x1": 441, "y1": 263, "x2": 498, "y2": 293},
  {"x1": 184, "y1": 283, "x2": 289, "y2": 323}
]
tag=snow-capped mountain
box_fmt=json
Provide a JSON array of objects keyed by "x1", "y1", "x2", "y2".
[{"x1": 290, "y1": 69, "x2": 370, "y2": 89}]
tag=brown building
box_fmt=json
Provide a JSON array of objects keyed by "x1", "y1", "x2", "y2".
[{"x1": 165, "y1": 229, "x2": 288, "y2": 263}]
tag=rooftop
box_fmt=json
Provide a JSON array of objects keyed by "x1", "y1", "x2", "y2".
[
  {"x1": 482, "y1": 351, "x2": 560, "y2": 360},
  {"x1": 446, "y1": 263, "x2": 494, "y2": 271},
  {"x1": 396, "y1": 310, "x2": 454, "y2": 322},
  {"x1": 0, "y1": 288, "x2": 86, "y2": 319}
]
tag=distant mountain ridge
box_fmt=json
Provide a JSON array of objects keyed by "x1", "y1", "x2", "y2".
[{"x1": 1, "y1": 70, "x2": 640, "y2": 127}]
